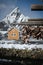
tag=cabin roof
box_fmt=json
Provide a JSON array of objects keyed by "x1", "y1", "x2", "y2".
[{"x1": 8, "y1": 27, "x2": 19, "y2": 32}]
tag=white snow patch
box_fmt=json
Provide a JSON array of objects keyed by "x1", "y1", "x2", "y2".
[
  {"x1": 0, "y1": 43, "x2": 43, "y2": 50},
  {"x1": 0, "y1": 31, "x2": 7, "y2": 34}
]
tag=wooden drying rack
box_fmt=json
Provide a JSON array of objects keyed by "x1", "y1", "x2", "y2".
[
  {"x1": 0, "y1": 19, "x2": 43, "y2": 43},
  {"x1": 11, "y1": 18, "x2": 43, "y2": 43}
]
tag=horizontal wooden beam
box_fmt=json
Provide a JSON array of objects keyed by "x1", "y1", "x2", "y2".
[
  {"x1": 12, "y1": 18, "x2": 43, "y2": 26},
  {"x1": 28, "y1": 18, "x2": 43, "y2": 21},
  {"x1": 31, "y1": 4, "x2": 43, "y2": 11},
  {"x1": 28, "y1": 18, "x2": 43, "y2": 26}
]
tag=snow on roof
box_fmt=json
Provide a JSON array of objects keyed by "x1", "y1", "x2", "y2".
[{"x1": 7, "y1": 26, "x2": 19, "y2": 32}]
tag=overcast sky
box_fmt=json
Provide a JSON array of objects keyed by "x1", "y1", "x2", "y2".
[{"x1": 0, "y1": 0, "x2": 43, "y2": 20}]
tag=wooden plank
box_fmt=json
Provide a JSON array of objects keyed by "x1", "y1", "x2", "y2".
[
  {"x1": 28, "y1": 18, "x2": 43, "y2": 21},
  {"x1": 12, "y1": 18, "x2": 43, "y2": 26},
  {"x1": 31, "y1": 4, "x2": 43, "y2": 11},
  {"x1": 28, "y1": 18, "x2": 43, "y2": 25},
  {"x1": 12, "y1": 23, "x2": 43, "y2": 26}
]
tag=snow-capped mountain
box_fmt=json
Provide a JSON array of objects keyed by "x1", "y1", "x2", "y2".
[{"x1": 2, "y1": 7, "x2": 29, "y2": 25}]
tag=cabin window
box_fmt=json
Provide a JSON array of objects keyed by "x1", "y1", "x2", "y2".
[{"x1": 12, "y1": 33, "x2": 16, "y2": 36}]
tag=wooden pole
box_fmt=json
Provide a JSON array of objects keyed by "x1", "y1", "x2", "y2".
[
  {"x1": 31, "y1": 4, "x2": 43, "y2": 11},
  {"x1": 12, "y1": 18, "x2": 43, "y2": 26}
]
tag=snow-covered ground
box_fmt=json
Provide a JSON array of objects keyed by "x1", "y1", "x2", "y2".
[
  {"x1": 0, "y1": 7, "x2": 43, "y2": 50},
  {"x1": 0, "y1": 43, "x2": 43, "y2": 50},
  {"x1": 0, "y1": 38, "x2": 43, "y2": 50}
]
